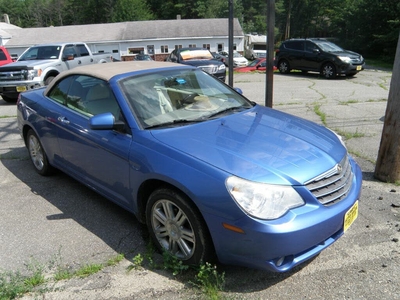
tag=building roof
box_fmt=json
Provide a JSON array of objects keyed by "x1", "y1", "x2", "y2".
[{"x1": 3, "y1": 18, "x2": 244, "y2": 47}]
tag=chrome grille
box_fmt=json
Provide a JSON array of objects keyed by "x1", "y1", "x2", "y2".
[
  {"x1": 305, "y1": 155, "x2": 353, "y2": 206},
  {"x1": 0, "y1": 71, "x2": 26, "y2": 81}
]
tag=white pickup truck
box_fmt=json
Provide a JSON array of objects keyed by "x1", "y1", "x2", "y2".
[{"x1": 0, "y1": 42, "x2": 112, "y2": 102}]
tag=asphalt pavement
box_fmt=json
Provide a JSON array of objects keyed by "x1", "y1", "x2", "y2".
[{"x1": 0, "y1": 69, "x2": 399, "y2": 299}]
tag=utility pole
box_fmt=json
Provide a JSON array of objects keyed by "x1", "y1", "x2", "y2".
[
  {"x1": 228, "y1": 0, "x2": 234, "y2": 87},
  {"x1": 265, "y1": 0, "x2": 275, "y2": 107},
  {"x1": 374, "y1": 32, "x2": 400, "y2": 182}
]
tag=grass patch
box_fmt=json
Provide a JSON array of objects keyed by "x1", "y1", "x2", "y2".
[
  {"x1": 365, "y1": 59, "x2": 393, "y2": 70},
  {"x1": 313, "y1": 103, "x2": 327, "y2": 125},
  {"x1": 192, "y1": 262, "x2": 225, "y2": 300},
  {"x1": 334, "y1": 128, "x2": 366, "y2": 140},
  {"x1": 0, "y1": 115, "x2": 17, "y2": 119},
  {"x1": 348, "y1": 149, "x2": 376, "y2": 165},
  {"x1": 339, "y1": 100, "x2": 359, "y2": 105},
  {"x1": 74, "y1": 263, "x2": 103, "y2": 278}
]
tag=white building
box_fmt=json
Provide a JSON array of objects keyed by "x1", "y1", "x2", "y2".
[{"x1": 0, "y1": 18, "x2": 245, "y2": 61}]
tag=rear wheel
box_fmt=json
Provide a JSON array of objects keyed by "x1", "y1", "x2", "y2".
[
  {"x1": 27, "y1": 129, "x2": 53, "y2": 176},
  {"x1": 321, "y1": 63, "x2": 337, "y2": 79},
  {"x1": 146, "y1": 188, "x2": 214, "y2": 265},
  {"x1": 278, "y1": 59, "x2": 291, "y2": 74}
]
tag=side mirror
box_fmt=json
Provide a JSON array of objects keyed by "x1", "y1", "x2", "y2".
[
  {"x1": 90, "y1": 112, "x2": 125, "y2": 131},
  {"x1": 233, "y1": 87, "x2": 243, "y2": 95},
  {"x1": 62, "y1": 54, "x2": 75, "y2": 61}
]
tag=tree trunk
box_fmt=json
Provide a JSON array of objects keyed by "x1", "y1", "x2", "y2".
[{"x1": 374, "y1": 32, "x2": 400, "y2": 182}]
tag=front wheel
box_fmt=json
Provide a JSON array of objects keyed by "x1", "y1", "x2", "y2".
[
  {"x1": 321, "y1": 63, "x2": 337, "y2": 79},
  {"x1": 146, "y1": 188, "x2": 214, "y2": 265},
  {"x1": 27, "y1": 129, "x2": 53, "y2": 175},
  {"x1": 278, "y1": 59, "x2": 291, "y2": 74},
  {"x1": 1, "y1": 95, "x2": 17, "y2": 103},
  {"x1": 44, "y1": 76, "x2": 55, "y2": 85}
]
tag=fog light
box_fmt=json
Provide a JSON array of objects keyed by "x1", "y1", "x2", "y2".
[{"x1": 276, "y1": 256, "x2": 285, "y2": 267}]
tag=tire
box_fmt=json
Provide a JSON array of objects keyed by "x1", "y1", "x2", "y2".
[
  {"x1": 321, "y1": 63, "x2": 337, "y2": 79},
  {"x1": 27, "y1": 129, "x2": 53, "y2": 176},
  {"x1": 1, "y1": 95, "x2": 17, "y2": 103},
  {"x1": 278, "y1": 59, "x2": 291, "y2": 74},
  {"x1": 44, "y1": 76, "x2": 55, "y2": 85},
  {"x1": 146, "y1": 188, "x2": 214, "y2": 265}
]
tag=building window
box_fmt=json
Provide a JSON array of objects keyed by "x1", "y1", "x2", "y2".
[
  {"x1": 129, "y1": 47, "x2": 144, "y2": 54},
  {"x1": 203, "y1": 44, "x2": 210, "y2": 50},
  {"x1": 161, "y1": 45, "x2": 169, "y2": 53},
  {"x1": 188, "y1": 44, "x2": 196, "y2": 48},
  {"x1": 217, "y1": 44, "x2": 224, "y2": 52},
  {"x1": 174, "y1": 45, "x2": 182, "y2": 50},
  {"x1": 147, "y1": 45, "x2": 154, "y2": 55}
]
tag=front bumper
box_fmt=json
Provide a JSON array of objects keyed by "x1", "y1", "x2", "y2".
[
  {"x1": 339, "y1": 62, "x2": 365, "y2": 75},
  {"x1": 0, "y1": 80, "x2": 43, "y2": 99},
  {"x1": 204, "y1": 158, "x2": 362, "y2": 272}
]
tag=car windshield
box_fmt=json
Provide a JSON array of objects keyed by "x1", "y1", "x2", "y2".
[
  {"x1": 119, "y1": 68, "x2": 254, "y2": 129},
  {"x1": 233, "y1": 52, "x2": 243, "y2": 58},
  {"x1": 179, "y1": 50, "x2": 213, "y2": 60},
  {"x1": 315, "y1": 41, "x2": 344, "y2": 52},
  {"x1": 18, "y1": 46, "x2": 61, "y2": 61}
]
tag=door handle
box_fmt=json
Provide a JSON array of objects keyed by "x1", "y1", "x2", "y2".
[{"x1": 58, "y1": 116, "x2": 70, "y2": 124}]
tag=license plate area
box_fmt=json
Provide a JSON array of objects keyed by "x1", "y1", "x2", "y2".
[
  {"x1": 356, "y1": 65, "x2": 362, "y2": 71},
  {"x1": 16, "y1": 86, "x2": 27, "y2": 92},
  {"x1": 344, "y1": 200, "x2": 358, "y2": 232}
]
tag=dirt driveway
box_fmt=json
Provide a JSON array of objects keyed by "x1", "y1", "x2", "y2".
[{"x1": 1, "y1": 69, "x2": 399, "y2": 299}]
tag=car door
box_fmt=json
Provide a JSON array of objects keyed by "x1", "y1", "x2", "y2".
[
  {"x1": 47, "y1": 75, "x2": 132, "y2": 207},
  {"x1": 62, "y1": 44, "x2": 81, "y2": 70},
  {"x1": 303, "y1": 41, "x2": 322, "y2": 71},
  {"x1": 285, "y1": 41, "x2": 304, "y2": 69},
  {"x1": 75, "y1": 44, "x2": 95, "y2": 65}
]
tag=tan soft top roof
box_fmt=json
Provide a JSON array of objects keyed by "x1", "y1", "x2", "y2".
[{"x1": 45, "y1": 61, "x2": 186, "y2": 92}]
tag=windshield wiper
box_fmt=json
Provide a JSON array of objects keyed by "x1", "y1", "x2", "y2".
[
  {"x1": 206, "y1": 106, "x2": 250, "y2": 119},
  {"x1": 146, "y1": 118, "x2": 205, "y2": 129}
]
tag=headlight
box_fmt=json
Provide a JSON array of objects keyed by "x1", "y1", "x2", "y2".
[
  {"x1": 338, "y1": 56, "x2": 351, "y2": 63},
  {"x1": 219, "y1": 64, "x2": 226, "y2": 71},
  {"x1": 226, "y1": 176, "x2": 305, "y2": 220},
  {"x1": 327, "y1": 128, "x2": 346, "y2": 148},
  {"x1": 27, "y1": 69, "x2": 42, "y2": 79}
]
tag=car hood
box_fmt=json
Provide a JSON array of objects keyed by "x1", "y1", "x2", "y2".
[
  {"x1": 9, "y1": 59, "x2": 57, "y2": 68},
  {"x1": 151, "y1": 106, "x2": 346, "y2": 185},
  {"x1": 331, "y1": 50, "x2": 362, "y2": 59},
  {"x1": 234, "y1": 57, "x2": 248, "y2": 63}
]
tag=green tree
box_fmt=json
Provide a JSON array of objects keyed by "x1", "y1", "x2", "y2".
[{"x1": 112, "y1": 0, "x2": 154, "y2": 22}]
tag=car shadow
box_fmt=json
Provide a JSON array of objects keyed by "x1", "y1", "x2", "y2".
[
  {"x1": 274, "y1": 71, "x2": 356, "y2": 80},
  {"x1": 1, "y1": 145, "x2": 318, "y2": 293}
]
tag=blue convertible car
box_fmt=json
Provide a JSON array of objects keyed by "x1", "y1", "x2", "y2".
[{"x1": 17, "y1": 62, "x2": 362, "y2": 272}]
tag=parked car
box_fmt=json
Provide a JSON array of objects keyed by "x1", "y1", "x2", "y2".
[
  {"x1": 219, "y1": 50, "x2": 249, "y2": 67},
  {"x1": 211, "y1": 51, "x2": 226, "y2": 65},
  {"x1": 275, "y1": 38, "x2": 365, "y2": 79},
  {"x1": 234, "y1": 58, "x2": 266, "y2": 72},
  {"x1": 133, "y1": 54, "x2": 153, "y2": 61},
  {"x1": 0, "y1": 46, "x2": 14, "y2": 67},
  {"x1": 0, "y1": 42, "x2": 112, "y2": 102},
  {"x1": 17, "y1": 62, "x2": 361, "y2": 272},
  {"x1": 165, "y1": 47, "x2": 226, "y2": 81}
]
